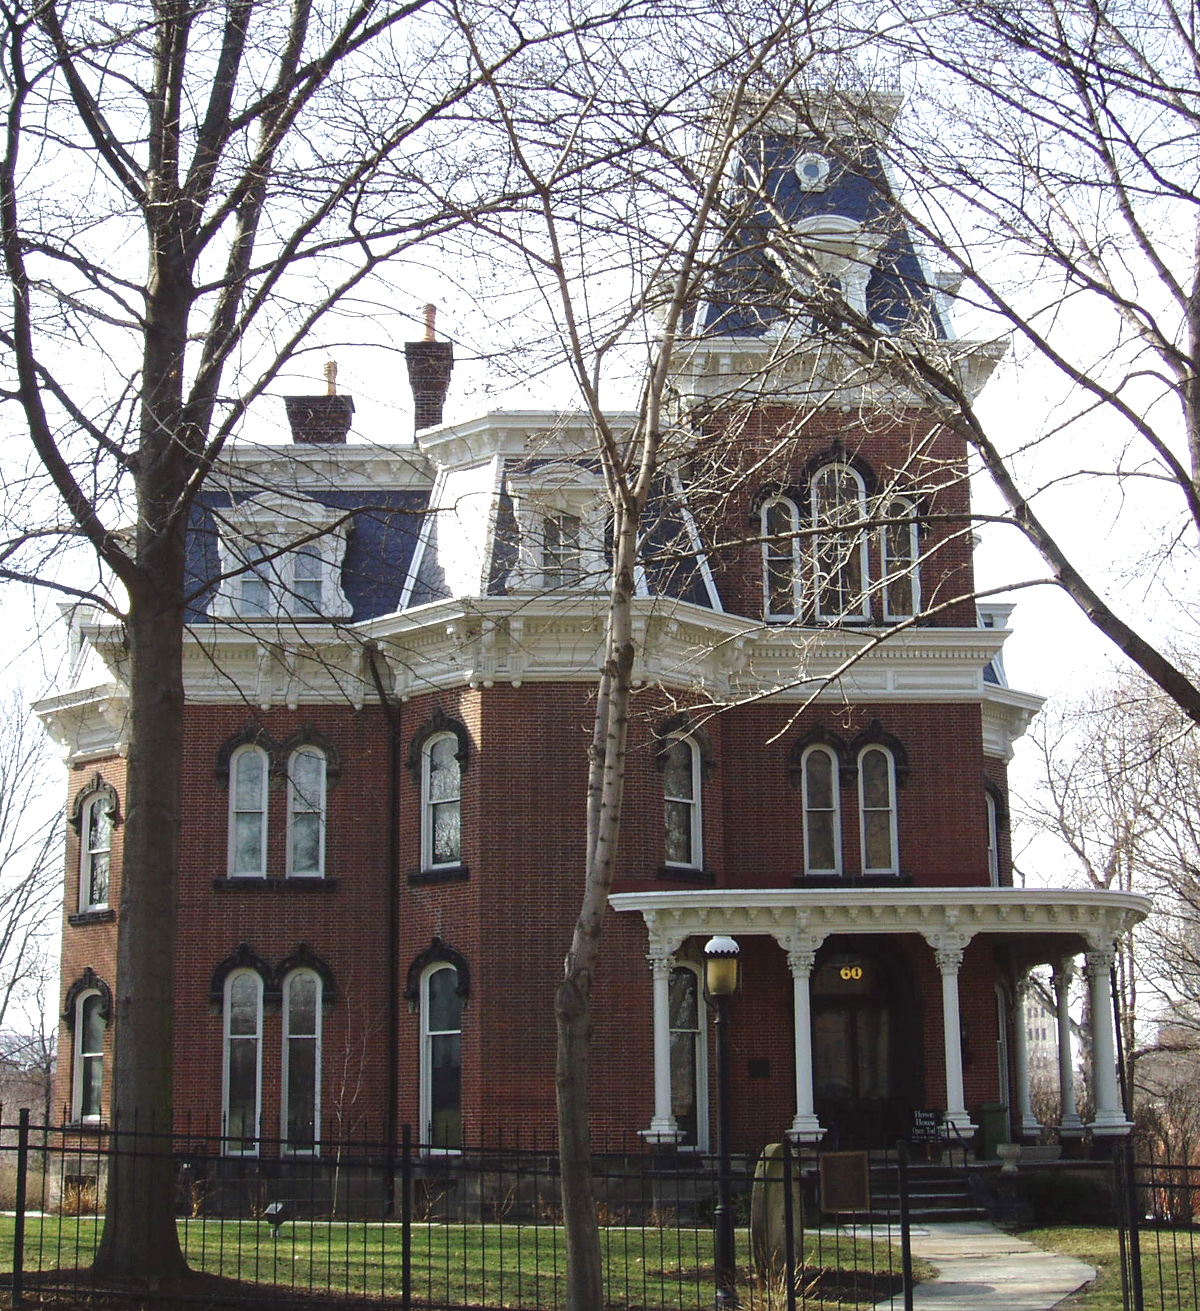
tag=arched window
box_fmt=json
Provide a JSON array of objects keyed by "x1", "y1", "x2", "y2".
[
  {"x1": 421, "y1": 963, "x2": 462, "y2": 1150},
  {"x1": 663, "y1": 736, "x2": 702, "y2": 869},
  {"x1": 858, "y1": 746, "x2": 898, "y2": 874},
  {"x1": 422, "y1": 733, "x2": 462, "y2": 869},
  {"x1": 282, "y1": 970, "x2": 322, "y2": 1155},
  {"x1": 811, "y1": 465, "x2": 869, "y2": 621},
  {"x1": 802, "y1": 745, "x2": 842, "y2": 875},
  {"x1": 79, "y1": 793, "x2": 113, "y2": 912},
  {"x1": 228, "y1": 744, "x2": 269, "y2": 878},
  {"x1": 223, "y1": 970, "x2": 262, "y2": 1156},
  {"x1": 287, "y1": 747, "x2": 326, "y2": 878},
  {"x1": 986, "y1": 792, "x2": 1000, "y2": 887},
  {"x1": 881, "y1": 497, "x2": 920, "y2": 620},
  {"x1": 73, "y1": 990, "x2": 106, "y2": 1122},
  {"x1": 761, "y1": 496, "x2": 801, "y2": 620},
  {"x1": 669, "y1": 964, "x2": 708, "y2": 1150}
]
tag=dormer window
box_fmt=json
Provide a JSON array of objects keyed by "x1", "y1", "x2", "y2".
[
  {"x1": 211, "y1": 491, "x2": 353, "y2": 623},
  {"x1": 811, "y1": 464, "x2": 869, "y2": 622},
  {"x1": 508, "y1": 462, "x2": 606, "y2": 593},
  {"x1": 544, "y1": 513, "x2": 583, "y2": 589},
  {"x1": 769, "y1": 216, "x2": 887, "y2": 329}
]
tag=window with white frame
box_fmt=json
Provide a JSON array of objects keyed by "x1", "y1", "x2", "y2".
[
  {"x1": 669, "y1": 965, "x2": 707, "y2": 1149},
  {"x1": 811, "y1": 464, "x2": 869, "y2": 621},
  {"x1": 858, "y1": 746, "x2": 898, "y2": 874},
  {"x1": 73, "y1": 990, "x2": 106, "y2": 1122},
  {"x1": 228, "y1": 744, "x2": 269, "y2": 878},
  {"x1": 422, "y1": 733, "x2": 462, "y2": 869},
  {"x1": 543, "y1": 512, "x2": 583, "y2": 589},
  {"x1": 282, "y1": 970, "x2": 322, "y2": 1154},
  {"x1": 211, "y1": 491, "x2": 354, "y2": 622},
  {"x1": 79, "y1": 793, "x2": 113, "y2": 911},
  {"x1": 802, "y1": 745, "x2": 842, "y2": 875},
  {"x1": 881, "y1": 497, "x2": 920, "y2": 620},
  {"x1": 986, "y1": 792, "x2": 1000, "y2": 887},
  {"x1": 663, "y1": 736, "x2": 702, "y2": 869},
  {"x1": 762, "y1": 496, "x2": 801, "y2": 620},
  {"x1": 287, "y1": 747, "x2": 326, "y2": 878},
  {"x1": 421, "y1": 963, "x2": 462, "y2": 1150},
  {"x1": 223, "y1": 970, "x2": 262, "y2": 1156}
]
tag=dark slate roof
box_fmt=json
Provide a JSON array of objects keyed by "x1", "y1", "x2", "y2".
[
  {"x1": 186, "y1": 489, "x2": 429, "y2": 624},
  {"x1": 700, "y1": 131, "x2": 943, "y2": 339}
]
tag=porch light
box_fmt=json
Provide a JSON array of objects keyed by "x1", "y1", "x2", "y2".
[{"x1": 704, "y1": 935, "x2": 741, "y2": 998}]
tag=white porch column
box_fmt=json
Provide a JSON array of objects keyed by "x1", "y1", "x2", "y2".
[
  {"x1": 642, "y1": 951, "x2": 682, "y2": 1143},
  {"x1": 786, "y1": 947, "x2": 824, "y2": 1142},
  {"x1": 1012, "y1": 976, "x2": 1041, "y2": 1140},
  {"x1": 1086, "y1": 946, "x2": 1133, "y2": 1136},
  {"x1": 1053, "y1": 958, "x2": 1084, "y2": 1136},
  {"x1": 932, "y1": 939, "x2": 976, "y2": 1135}
]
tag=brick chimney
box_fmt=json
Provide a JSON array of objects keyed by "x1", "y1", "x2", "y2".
[
  {"x1": 285, "y1": 360, "x2": 354, "y2": 444},
  {"x1": 404, "y1": 305, "x2": 454, "y2": 432}
]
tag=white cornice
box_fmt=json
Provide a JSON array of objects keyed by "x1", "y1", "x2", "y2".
[
  {"x1": 33, "y1": 683, "x2": 129, "y2": 763},
  {"x1": 415, "y1": 410, "x2": 640, "y2": 472},
  {"x1": 674, "y1": 334, "x2": 1006, "y2": 408},
  {"x1": 215, "y1": 442, "x2": 433, "y2": 492},
  {"x1": 609, "y1": 886, "x2": 1150, "y2": 959}
]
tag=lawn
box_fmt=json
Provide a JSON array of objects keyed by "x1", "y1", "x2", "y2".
[
  {"x1": 0, "y1": 1214, "x2": 910, "y2": 1309},
  {"x1": 1023, "y1": 1225, "x2": 1200, "y2": 1311}
]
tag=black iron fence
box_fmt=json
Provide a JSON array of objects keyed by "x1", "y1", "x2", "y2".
[
  {"x1": 0, "y1": 1110, "x2": 926, "y2": 1310},
  {"x1": 1117, "y1": 1142, "x2": 1200, "y2": 1311}
]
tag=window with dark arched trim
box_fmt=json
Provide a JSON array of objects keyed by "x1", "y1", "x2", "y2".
[
  {"x1": 663, "y1": 736, "x2": 702, "y2": 869},
  {"x1": 421, "y1": 963, "x2": 462, "y2": 1150},
  {"x1": 802, "y1": 745, "x2": 842, "y2": 874},
  {"x1": 811, "y1": 464, "x2": 869, "y2": 621},
  {"x1": 73, "y1": 990, "x2": 105, "y2": 1122},
  {"x1": 223, "y1": 969, "x2": 262, "y2": 1156},
  {"x1": 422, "y1": 733, "x2": 462, "y2": 869},
  {"x1": 287, "y1": 746, "x2": 327, "y2": 878},
  {"x1": 859, "y1": 745, "x2": 898, "y2": 874},
  {"x1": 79, "y1": 794, "x2": 113, "y2": 911},
  {"x1": 282, "y1": 969, "x2": 322, "y2": 1154},
  {"x1": 761, "y1": 496, "x2": 801, "y2": 620},
  {"x1": 881, "y1": 497, "x2": 920, "y2": 620},
  {"x1": 228, "y1": 744, "x2": 269, "y2": 878}
]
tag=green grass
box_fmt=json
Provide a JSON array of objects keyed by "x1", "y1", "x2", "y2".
[
  {"x1": 0, "y1": 1214, "x2": 909, "y2": 1309},
  {"x1": 1022, "y1": 1225, "x2": 1200, "y2": 1311}
]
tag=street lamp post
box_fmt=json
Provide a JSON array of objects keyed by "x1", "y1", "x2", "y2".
[{"x1": 705, "y1": 935, "x2": 741, "y2": 1309}]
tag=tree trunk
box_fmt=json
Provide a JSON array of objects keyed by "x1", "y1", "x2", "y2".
[{"x1": 92, "y1": 556, "x2": 187, "y2": 1281}]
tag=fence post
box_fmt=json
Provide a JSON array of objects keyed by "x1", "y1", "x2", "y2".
[
  {"x1": 896, "y1": 1140, "x2": 914, "y2": 1311},
  {"x1": 12, "y1": 1107, "x2": 29, "y2": 1309},
  {"x1": 1123, "y1": 1138, "x2": 1144, "y2": 1311},
  {"x1": 401, "y1": 1123, "x2": 412, "y2": 1311},
  {"x1": 782, "y1": 1137, "x2": 796, "y2": 1311}
]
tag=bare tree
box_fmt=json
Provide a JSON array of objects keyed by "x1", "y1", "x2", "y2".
[{"x1": 0, "y1": 0, "x2": 654, "y2": 1281}]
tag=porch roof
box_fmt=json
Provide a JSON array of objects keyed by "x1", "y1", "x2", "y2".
[{"x1": 609, "y1": 885, "x2": 1150, "y2": 961}]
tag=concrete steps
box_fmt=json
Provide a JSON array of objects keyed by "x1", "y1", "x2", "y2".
[{"x1": 838, "y1": 1163, "x2": 988, "y2": 1224}]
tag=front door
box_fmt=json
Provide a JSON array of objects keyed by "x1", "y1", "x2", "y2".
[{"x1": 812, "y1": 941, "x2": 918, "y2": 1148}]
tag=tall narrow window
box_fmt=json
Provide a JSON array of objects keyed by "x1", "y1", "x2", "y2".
[
  {"x1": 294, "y1": 550, "x2": 322, "y2": 615},
  {"x1": 239, "y1": 547, "x2": 271, "y2": 617},
  {"x1": 762, "y1": 497, "x2": 801, "y2": 620},
  {"x1": 802, "y1": 745, "x2": 842, "y2": 875},
  {"x1": 881, "y1": 497, "x2": 920, "y2": 619},
  {"x1": 669, "y1": 965, "x2": 707, "y2": 1149},
  {"x1": 287, "y1": 747, "x2": 326, "y2": 878},
  {"x1": 859, "y1": 746, "x2": 898, "y2": 874},
  {"x1": 986, "y1": 792, "x2": 1000, "y2": 887},
  {"x1": 663, "y1": 736, "x2": 702, "y2": 869},
  {"x1": 811, "y1": 465, "x2": 869, "y2": 621},
  {"x1": 422, "y1": 964, "x2": 462, "y2": 1150},
  {"x1": 80, "y1": 794, "x2": 112, "y2": 911},
  {"x1": 73, "y1": 991, "x2": 105, "y2": 1122},
  {"x1": 422, "y1": 733, "x2": 462, "y2": 869},
  {"x1": 229, "y1": 745, "x2": 269, "y2": 878},
  {"x1": 282, "y1": 970, "x2": 322, "y2": 1155},
  {"x1": 223, "y1": 970, "x2": 262, "y2": 1155},
  {"x1": 543, "y1": 512, "x2": 583, "y2": 588}
]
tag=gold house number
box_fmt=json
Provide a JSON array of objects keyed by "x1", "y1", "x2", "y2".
[{"x1": 839, "y1": 965, "x2": 865, "y2": 981}]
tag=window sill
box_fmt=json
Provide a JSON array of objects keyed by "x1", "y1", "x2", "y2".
[
  {"x1": 211, "y1": 877, "x2": 339, "y2": 891},
  {"x1": 657, "y1": 865, "x2": 715, "y2": 884},
  {"x1": 64, "y1": 1119, "x2": 107, "y2": 1134},
  {"x1": 792, "y1": 873, "x2": 912, "y2": 888},
  {"x1": 68, "y1": 908, "x2": 115, "y2": 926},
  {"x1": 408, "y1": 864, "x2": 470, "y2": 886}
]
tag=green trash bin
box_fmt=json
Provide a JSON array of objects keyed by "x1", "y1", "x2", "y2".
[{"x1": 978, "y1": 1102, "x2": 1010, "y2": 1160}]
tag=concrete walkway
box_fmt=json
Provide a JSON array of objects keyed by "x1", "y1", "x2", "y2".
[{"x1": 869, "y1": 1219, "x2": 1096, "y2": 1310}]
